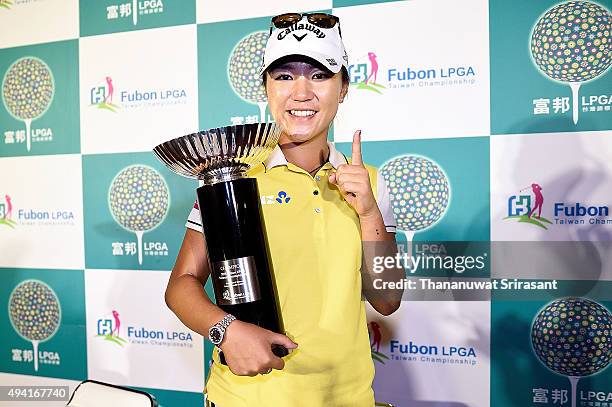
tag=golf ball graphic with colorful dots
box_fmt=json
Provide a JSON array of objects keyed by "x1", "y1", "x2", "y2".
[
  {"x1": 380, "y1": 155, "x2": 451, "y2": 242},
  {"x1": 2, "y1": 57, "x2": 55, "y2": 152},
  {"x1": 530, "y1": 1, "x2": 611, "y2": 124},
  {"x1": 108, "y1": 165, "x2": 170, "y2": 265},
  {"x1": 227, "y1": 31, "x2": 268, "y2": 121},
  {"x1": 8, "y1": 280, "x2": 61, "y2": 372},
  {"x1": 532, "y1": 297, "x2": 611, "y2": 407}
]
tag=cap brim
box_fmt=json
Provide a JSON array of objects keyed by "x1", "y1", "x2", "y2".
[{"x1": 259, "y1": 50, "x2": 343, "y2": 76}]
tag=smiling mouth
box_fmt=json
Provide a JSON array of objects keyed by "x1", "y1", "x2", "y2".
[{"x1": 288, "y1": 110, "x2": 317, "y2": 117}]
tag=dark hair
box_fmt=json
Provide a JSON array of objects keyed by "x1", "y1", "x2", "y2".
[{"x1": 261, "y1": 55, "x2": 349, "y2": 90}]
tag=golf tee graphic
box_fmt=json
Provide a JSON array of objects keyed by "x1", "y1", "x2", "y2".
[
  {"x1": 8, "y1": 280, "x2": 61, "y2": 372},
  {"x1": 2, "y1": 57, "x2": 55, "y2": 152},
  {"x1": 379, "y1": 155, "x2": 451, "y2": 264},
  {"x1": 531, "y1": 297, "x2": 612, "y2": 407},
  {"x1": 530, "y1": 1, "x2": 611, "y2": 125},
  {"x1": 227, "y1": 31, "x2": 268, "y2": 122},
  {"x1": 108, "y1": 165, "x2": 170, "y2": 266}
]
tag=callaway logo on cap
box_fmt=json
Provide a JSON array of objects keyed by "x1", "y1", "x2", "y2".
[{"x1": 259, "y1": 12, "x2": 349, "y2": 75}]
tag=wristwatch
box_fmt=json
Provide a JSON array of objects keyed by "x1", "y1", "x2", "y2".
[{"x1": 208, "y1": 314, "x2": 236, "y2": 346}]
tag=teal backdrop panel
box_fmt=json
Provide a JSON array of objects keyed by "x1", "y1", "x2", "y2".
[
  {"x1": 337, "y1": 137, "x2": 491, "y2": 278},
  {"x1": 491, "y1": 280, "x2": 612, "y2": 407},
  {"x1": 82, "y1": 152, "x2": 197, "y2": 271},
  {"x1": 336, "y1": 137, "x2": 491, "y2": 243},
  {"x1": 0, "y1": 39, "x2": 80, "y2": 157},
  {"x1": 0, "y1": 0, "x2": 610, "y2": 404},
  {"x1": 79, "y1": 0, "x2": 196, "y2": 37},
  {"x1": 0, "y1": 268, "x2": 87, "y2": 380},
  {"x1": 490, "y1": 0, "x2": 612, "y2": 135}
]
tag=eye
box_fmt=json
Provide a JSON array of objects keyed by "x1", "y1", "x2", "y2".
[
  {"x1": 272, "y1": 73, "x2": 293, "y2": 80},
  {"x1": 312, "y1": 71, "x2": 332, "y2": 80}
]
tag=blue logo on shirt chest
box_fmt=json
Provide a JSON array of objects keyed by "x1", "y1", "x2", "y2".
[{"x1": 261, "y1": 191, "x2": 291, "y2": 205}]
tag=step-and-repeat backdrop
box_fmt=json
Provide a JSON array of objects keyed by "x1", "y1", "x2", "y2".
[{"x1": 1, "y1": 0, "x2": 611, "y2": 406}]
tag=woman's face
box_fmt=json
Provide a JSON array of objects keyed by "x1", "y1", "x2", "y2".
[{"x1": 265, "y1": 61, "x2": 347, "y2": 144}]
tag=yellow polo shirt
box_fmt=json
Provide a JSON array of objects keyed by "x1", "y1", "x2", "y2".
[{"x1": 186, "y1": 142, "x2": 396, "y2": 406}]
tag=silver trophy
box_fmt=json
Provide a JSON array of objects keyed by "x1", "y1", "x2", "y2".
[{"x1": 153, "y1": 123, "x2": 288, "y2": 360}]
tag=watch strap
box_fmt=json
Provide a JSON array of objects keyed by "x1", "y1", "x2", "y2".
[
  {"x1": 209, "y1": 314, "x2": 236, "y2": 345},
  {"x1": 218, "y1": 314, "x2": 236, "y2": 330}
]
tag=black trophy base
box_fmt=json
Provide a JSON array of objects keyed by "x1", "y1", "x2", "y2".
[{"x1": 198, "y1": 178, "x2": 288, "y2": 365}]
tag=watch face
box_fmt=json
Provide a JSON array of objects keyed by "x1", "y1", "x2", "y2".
[{"x1": 209, "y1": 327, "x2": 222, "y2": 345}]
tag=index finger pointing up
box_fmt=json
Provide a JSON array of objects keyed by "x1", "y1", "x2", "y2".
[{"x1": 352, "y1": 130, "x2": 363, "y2": 166}]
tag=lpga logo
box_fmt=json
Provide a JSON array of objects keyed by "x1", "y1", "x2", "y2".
[
  {"x1": 89, "y1": 76, "x2": 187, "y2": 112},
  {"x1": 505, "y1": 183, "x2": 612, "y2": 229},
  {"x1": 348, "y1": 51, "x2": 386, "y2": 94},
  {"x1": 0, "y1": 194, "x2": 74, "y2": 227},
  {"x1": 369, "y1": 320, "x2": 478, "y2": 366},
  {"x1": 530, "y1": 1, "x2": 611, "y2": 125},
  {"x1": 108, "y1": 165, "x2": 170, "y2": 265},
  {"x1": 96, "y1": 309, "x2": 194, "y2": 347},
  {"x1": 0, "y1": 194, "x2": 16, "y2": 229},
  {"x1": 9, "y1": 280, "x2": 62, "y2": 371},
  {"x1": 531, "y1": 298, "x2": 612, "y2": 407},
  {"x1": 505, "y1": 183, "x2": 553, "y2": 230},
  {"x1": 90, "y1": 76, "x2": 120, "y2": 112},
  {"x1": 2, "y1": 56, "x2": 55, "y2": 151},
  {"x1": 106, "y1": 0, "x2": 164, "y2": 26},
  {"x1": 96, "y1": 310, "x2": 127, "y2": 347}
]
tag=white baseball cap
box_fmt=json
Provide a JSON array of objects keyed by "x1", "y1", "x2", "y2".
[{"x1": 259, "y1": 13, "x2": 349, "y2": 75}]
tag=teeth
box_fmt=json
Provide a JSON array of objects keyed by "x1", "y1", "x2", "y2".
[{"x1": 290, "y1": 110, "x2": 316, "y2": 117}]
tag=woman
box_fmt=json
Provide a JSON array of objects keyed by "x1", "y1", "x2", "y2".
[{"x1": 167, "y1": 12, "x2": 403, "y2": 406}]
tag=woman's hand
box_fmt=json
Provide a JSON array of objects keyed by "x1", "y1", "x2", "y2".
[
  {"x1": 329, "y1": 130, "x2": 379, "y2": 219},
  {"x1": 219, "y1": 320, "x2": 298, "y2": 376}
]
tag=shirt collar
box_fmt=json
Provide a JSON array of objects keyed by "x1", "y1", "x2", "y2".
[{"x1": 264, "y1": 141, "x2": 348, "y2": 171}]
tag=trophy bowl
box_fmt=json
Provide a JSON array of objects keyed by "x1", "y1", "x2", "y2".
[
  {"x1": 153, "y1": 123, "x2": 288, "y2": 362},
  {"x1": 153, "y1": 123, "x2": 281, "y2": 183}
]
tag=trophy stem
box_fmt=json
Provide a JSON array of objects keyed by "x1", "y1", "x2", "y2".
[{"x1": 203, "y1": 170, "x2": 247, "y2": 186}]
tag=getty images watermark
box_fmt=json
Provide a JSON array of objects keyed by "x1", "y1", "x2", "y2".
[{"x1": 360, "y1": 241, "x2": 612, "y2": 301}]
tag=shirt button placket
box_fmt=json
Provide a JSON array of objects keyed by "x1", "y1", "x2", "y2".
[
  {"x1": 313, "y1": 173, "x2": 322, "y2": 214},
  {"x1": 312, "y1": 172, "x2": 325, "y2": 239}
]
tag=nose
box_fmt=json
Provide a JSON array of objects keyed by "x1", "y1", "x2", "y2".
[{"x1": 291, "y1": 76, "x2": 314, "y2": 102}]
